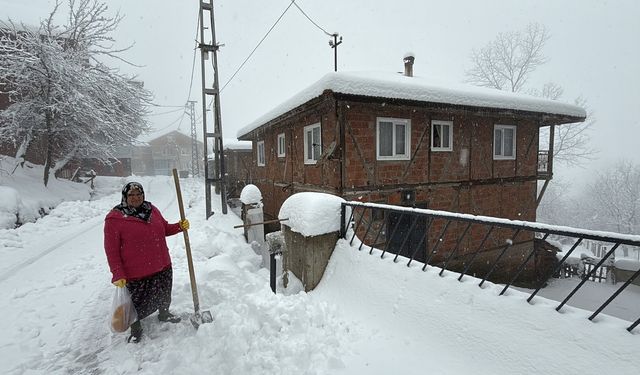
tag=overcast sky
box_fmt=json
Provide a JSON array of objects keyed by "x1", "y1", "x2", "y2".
[{"x1": 2, "y1": 0, "x2": 639, "y2": 186}]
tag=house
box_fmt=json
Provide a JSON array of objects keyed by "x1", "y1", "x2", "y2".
[
  {"x1": 146, "y1": 130, "x2": 204, "y2": 176},
  {"x1": 224, "y1": 140, "x2": 253, "y2": 198},
  {"x1": 55, "y1": 130, "x2": 201, "y2": 178},
  {"x1": 236, "y1": 58, "x2": 586, "y2": 284}
]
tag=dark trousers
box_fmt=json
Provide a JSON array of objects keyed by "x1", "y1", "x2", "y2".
[{"x1": 126, "y1": 267, "x2": 173, "y2": 321}]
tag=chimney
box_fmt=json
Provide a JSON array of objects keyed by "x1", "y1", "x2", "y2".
[{"x1": 403, "y1": 54, "x2": 415, "y2": 77}]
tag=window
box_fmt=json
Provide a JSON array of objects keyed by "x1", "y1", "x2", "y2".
[
  {"x1": 431, "y1": 120, "x2": 453, "y2": 151},
  {"x1": 257, "y1": 140, "x2": 265, "y2": 166},
  {"x1": 494, "y1": 125, "x2": 516, "y2": 160},
  {"x1": 376, "y1": 117, "x2": 410, "y2": 160},
  {"x1": 277, "y1": 133, "x2": 286, "y2": 157},
  {"x1": 304, "y1": 123, "x2": 321, "y2": 164}
]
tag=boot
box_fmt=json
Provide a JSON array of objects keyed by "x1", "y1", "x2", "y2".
[
  {"x1": 127, "y1": 320, "x2": 142, "y2": 343},
  {"x1": 158, "y1": 309, "x2": 181, "y2": 323}
]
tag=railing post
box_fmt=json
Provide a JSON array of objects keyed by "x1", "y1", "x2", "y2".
[
  {"x1": 527, "y1": 237, "x2": 583, "y2": 303},
  {"x1": 479, "y1": 228, "x2": 521, "y2": 287},
  {"x1": 459, "y1": 226, "x2": 494, "y2": 281},
  {"x1": 500, "y1": 233, "x2": 550, "y2": 295}
]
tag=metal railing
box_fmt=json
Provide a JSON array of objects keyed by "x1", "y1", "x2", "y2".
[{"x1": 340, "y1": 201, "x2": 640, "y2": 333}]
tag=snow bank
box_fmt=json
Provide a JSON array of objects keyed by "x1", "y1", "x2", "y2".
[
  {"x1": 0, "y1": 157, "x2": 91, "y2": 229},
  {"x1": 615, "y1": 259, "x2": 640, "y2": 272}
]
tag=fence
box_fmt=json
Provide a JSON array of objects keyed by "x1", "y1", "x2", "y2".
[{"x1": 340, "y1": 201, "x2": 640, "y2": 333}]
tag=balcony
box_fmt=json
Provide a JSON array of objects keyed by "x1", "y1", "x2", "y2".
[{"x1": 537, "y1": 150, "x2": 551, "y2": 179}]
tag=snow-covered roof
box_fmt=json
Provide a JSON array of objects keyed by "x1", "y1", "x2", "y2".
[
  {"x1": 224, "y1": 140, "x2": 252, "y2": 151},
  {"x1": 237, "y1": 71, "x2": 587, "y2": 138},
  {"x1": 140, "y1": 129, "x2": 193, "y2": 144}
]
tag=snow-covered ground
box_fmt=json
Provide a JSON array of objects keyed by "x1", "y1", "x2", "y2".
[{"x1": 1, "y1": 162, "x2": 639, "y2": 374}]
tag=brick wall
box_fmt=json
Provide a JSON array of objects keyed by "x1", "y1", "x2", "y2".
[{"x1": 241, "y1": 93, "x2": 547, "y2": 285}]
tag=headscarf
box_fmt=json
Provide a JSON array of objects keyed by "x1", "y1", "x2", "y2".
[{"x1": 113, "y1": 181, "x2": 153, "y2": 222}]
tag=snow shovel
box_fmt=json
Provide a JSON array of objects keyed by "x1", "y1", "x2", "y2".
[{"x1": 172, "y1": 169, "x2": 213, "y2": 328}]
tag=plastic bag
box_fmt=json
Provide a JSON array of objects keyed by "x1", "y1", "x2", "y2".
[{"x1": 110, "y1": 286, "x2": 137, "y2": 333}]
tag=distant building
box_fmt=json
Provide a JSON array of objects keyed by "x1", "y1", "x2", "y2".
[
  {"x1": 224, "y1": 140, "x2": 253, "y2": 198},
  {"x1": 146, "y1": 130, "x2": 203, "y2": 176}
]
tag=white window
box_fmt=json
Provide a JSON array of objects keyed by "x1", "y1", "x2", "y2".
[
  {"x1": 257, "y1": 140, "x2": 265, "y2": 166},
  {"x1": 304, "y1": 123, "x2": 322, "y2": 164},
  {"x1": 376, "y1": 117, "x2": 410, "y2": 160},
  {"x1": 277, "y1": 133, "x2": 286, "y2": 157},
  {"x1": 494, "y1": 125, "x2": 516, "y2": 160},
  {"x1": 431, "y1": 120, "x2": 453, "y2": 151}
]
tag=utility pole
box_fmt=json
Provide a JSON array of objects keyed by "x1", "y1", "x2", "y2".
[
  {"x1": 329, "y1": 33, "x2": 342, "y2": 72},
  {"x1": 187, "y1": 100, "x2": 200, "y2": 177},
  {"x1": 198, "y1": 0, "x2": 227, "y2": 217}
]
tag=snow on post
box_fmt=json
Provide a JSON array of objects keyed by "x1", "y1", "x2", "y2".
[
  {"x1": 239, "y1": 184, "x2": 263, "y2": 206},
  {"x1": 278, "y1": 192, "x2": 347, "y2": 292}
]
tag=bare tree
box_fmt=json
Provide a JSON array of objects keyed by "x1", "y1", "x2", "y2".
[
  {"x1": 465, "y1": 23, "x2": 595, "y2": 167},
  {"x1": 465, "y1": 23, "x2": 549, "y2": 92},
  {"x1": 0, "y1": 0, "x2": 151, "y2": 186}
]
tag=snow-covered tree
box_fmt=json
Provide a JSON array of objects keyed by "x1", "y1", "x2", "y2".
[
  {"x1": 581, "y1": 160, "x2": 640, "y2": 234},
  {"x1": 0, "y1": 0, "x2": 151, "y2": 186},
  {"x1": 465, "y1": 23, "x2": 595, "y2": 167}
]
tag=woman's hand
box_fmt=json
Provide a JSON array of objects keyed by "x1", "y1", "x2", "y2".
[
  {"x1": 179, "y1": 219, "x2": 190, "y2": 231},
  {"x1": 113, "y1": 279, "x2": 127, "y2": 288}
]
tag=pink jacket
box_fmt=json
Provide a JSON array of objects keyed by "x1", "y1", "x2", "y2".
[{"x1": 104, "y1": 205, "x2": 182, "y2": 282}]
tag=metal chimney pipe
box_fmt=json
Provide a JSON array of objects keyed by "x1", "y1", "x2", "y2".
[{"x1": 403, "y1": 54, "x2": 415, "y2": 77}]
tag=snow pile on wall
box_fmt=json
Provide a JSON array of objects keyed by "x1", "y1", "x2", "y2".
[{"x1": 279, "y1": 192, "x2": 346, "y2": 237}]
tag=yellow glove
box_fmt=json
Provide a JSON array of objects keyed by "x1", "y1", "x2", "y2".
[
  {"x1": 179, "y1": 219, "x2": 190, "y2": 231},
  {"x1": 113, "y1": 279, "x2": 126, "y2": 288}
]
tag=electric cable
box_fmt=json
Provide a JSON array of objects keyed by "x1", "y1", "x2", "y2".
[
  {"x1": 147, "y1": 107, "x2": 184, "y2": 116},
  {"x1": 186, "y1": 10, "x2": 201, "y2": 103},
  {"x1": 219, "y1": 0, "x2": 296, "y2": 93},
  {"x1": 292, "y1": 0, "x2": 332, "y2": 36}
]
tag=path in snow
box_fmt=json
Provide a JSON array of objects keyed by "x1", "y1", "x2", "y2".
[{"x1": 0, "y1": 176, "x2": 179, "y2": 373}]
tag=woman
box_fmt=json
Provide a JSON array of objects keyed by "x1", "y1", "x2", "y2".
[{"x1": 104, "y1": 181, "x2": 189, "y2": 343}]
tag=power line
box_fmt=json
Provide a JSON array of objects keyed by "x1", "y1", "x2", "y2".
[
  {"x1": 220, "y1": 0, "x2": 296, "y2": 93},
  {"x1": 292, "y1": 0, "x2": 332, "y2": 36},
  {"x1": 152, "y1": 111, "x2": 187, "y2": 132},
  {"x1": 147, "y1": 107, "x2": 184, "y2": 116},
  {"x1": 186, "y1": 10, "x2": 201, "y2": 103},
  {"x1": 149, "y1": 102, "x2": 184, "y2": 108}
]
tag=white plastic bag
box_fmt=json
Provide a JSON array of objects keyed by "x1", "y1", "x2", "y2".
[{"x1": 110, "y1": 286, "x2": 137, "y2": 333}]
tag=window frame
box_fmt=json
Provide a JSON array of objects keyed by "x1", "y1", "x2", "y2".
[
  {"x1": 376, "y1": 117, "x2": 411, "y2": 161},
  {"x1": 256, "y1": 140, "x2": 265, "y2": 166},
  {"x1": 493, "y1": 124, "x2": 517, "y2": 160},
  {"x1": 277, "y1": 133, "x2": 286, "y2": 158},
  {"x1": 431, "y1": 120, "x2": 453, "y2": 152},
  {"x1": 303, "y1": 123, "x2": 322, "y2": 165}
]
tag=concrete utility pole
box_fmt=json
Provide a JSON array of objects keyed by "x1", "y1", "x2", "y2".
[
  {"x1": 198, "y1": 0, "x2": 227, "y2": 217},
  {"x1": 187, "y1": 100, "x2": 200, "y2": 177}
]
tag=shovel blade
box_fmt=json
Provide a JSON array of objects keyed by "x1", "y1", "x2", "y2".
[
  {"x1": 189, "y1": 310, "x2": 214, "y2": 329},
  {"x1": 201, "y1": 310, "x2": 213, "y2": 323}
]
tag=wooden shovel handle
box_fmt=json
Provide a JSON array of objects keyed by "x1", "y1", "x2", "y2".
[{"x1": 172, "y1": 169, "x2": 201, "y2": 314}]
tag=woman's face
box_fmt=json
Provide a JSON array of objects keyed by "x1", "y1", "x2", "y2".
[{"x1": 126, "y1": 189, "x2": 144, "y2": 208}]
